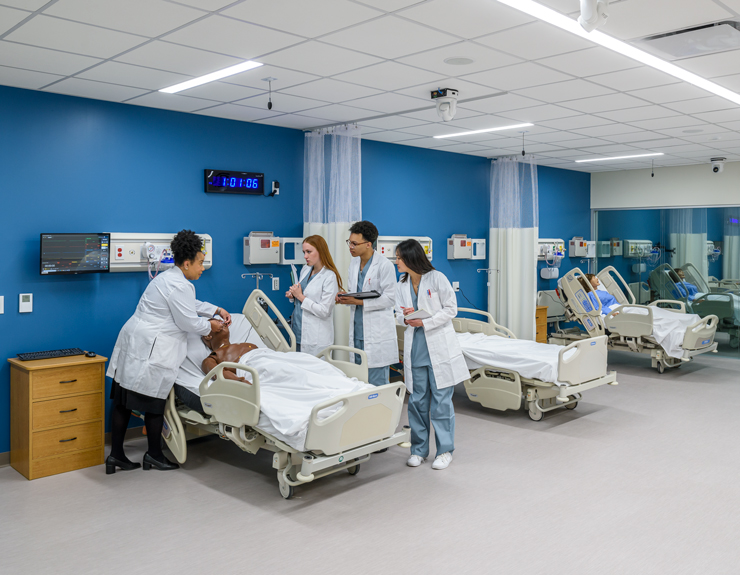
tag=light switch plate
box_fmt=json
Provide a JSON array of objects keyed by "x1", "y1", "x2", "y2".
[
  {"x1": 272, "y1": 277, "x2": 279, "y2": 291},
  {"x1": 19, "y1": 293, "x2": 33, "y2": 313},
  {"x1": 0, "y1": 295, "x2": 4, "y2": 314}
]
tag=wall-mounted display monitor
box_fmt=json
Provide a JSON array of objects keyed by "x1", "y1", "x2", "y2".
[{"x1": 40, "y1": 233, "x2": 111, "y2": 275}]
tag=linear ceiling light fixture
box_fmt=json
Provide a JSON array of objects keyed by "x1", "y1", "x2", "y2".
[
  {"x1": 434, "y1": 122, "x2": 534, "y2": 139},
  {"x1": 575, "y1": 152, "x2": 664, "y2": 163},
  {"x1": 159, "y1": 61, "x2": 263, "y2": 94},
  {"x1": 494, "y1": 0, "x2": 740, "y2": 106}
]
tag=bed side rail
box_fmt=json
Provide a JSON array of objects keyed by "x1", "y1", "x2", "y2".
[
  {"x1": 648, "y1": 300, "x2": 686, "y2": 313},
  {"x1": 163, "y1": 389, "x2": 188, "y2": 464},
  {"x1": 304, "y1": 382, "x2": 406, "y2": 455},
  {"x1": 316, "y1": 345, "x2": 369, "y2": 383},
  {"x1": 199, "y1": 362, "x2": 260, "y2": 428},
  {"x1": 558, "y1": 268, "x2": 605, "y2": 338},
  {"x1": 557, "y1": 335, "x2": 608, "y2": 386},
  {"x1": 242, "y1": 289, "x2": 296, "y2": 352},
  {"x1": 603, "y1": 305, "x2": 653, "y2": 338},
  {"x1": 597, "y1": 266, "x2": 635, "y2": 305},
  {"x1": 682, "y1": 314, "x2": 718, "y2": 350},
  {"x1": 453, "y1": 307, "x2": 516, "y2": 338}
]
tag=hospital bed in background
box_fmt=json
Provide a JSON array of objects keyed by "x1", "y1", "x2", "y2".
[
  {"x1": 163, "y1": 289, "x2": 411, "y2": 500},
  {"x1": 709, "y1": 276, "x2": 740, "y2": 291},
  {"x1": 553, "y1": 267, "x2": 718, "y2": 373},
  {"x1": 396, "y1": 311, "x2": 617, "y2": 421},
  {"x1": 629, "y1": 281, "x2": 651, "y2": 305}
]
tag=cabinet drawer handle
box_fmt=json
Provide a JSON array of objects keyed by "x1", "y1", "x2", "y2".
[
  {"x1": 59, "y1": 379, "x2": 78, "y2": 384},
  {"x1": 59, "y1": 408, "x2": 78, "y2": 414},
  {"x1": 59, "y1": 437, "x2": 77, "y2": 443}
]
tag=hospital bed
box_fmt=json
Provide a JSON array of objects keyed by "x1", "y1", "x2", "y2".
[
  {"x1": 709, "y1": 276, "x2": 740, "y2": 291},
  {"x1": 553, "y1": 267, "x2": 718, "y2": 372},
  {"x1": 396, "y1": 311, "x2": 617, "y2": 421},
  {"x1": 650, "y1": 263, "x2": 739, "y2": 348},
  {"x1": 163, "y1": 289, "x2": 411, "y2": 500}
]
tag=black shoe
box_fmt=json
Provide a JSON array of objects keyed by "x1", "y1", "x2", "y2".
[
  {"x1": 373, "y1": 448, "x2": 388, "y2": 454},
  {"x1": 142, "y1": 452, "x2": 179, "y2": 471},
  {"x1": 106, "y1": 455, "x2": 142, "y2": 475}
]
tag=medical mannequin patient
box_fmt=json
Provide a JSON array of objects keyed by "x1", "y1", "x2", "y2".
[
  {"x1": 674, "y1": 268, "x2": 700, "y2": 300},
  {"x1": 578, "y1": 274, "x2": 618, "y2": 315}
]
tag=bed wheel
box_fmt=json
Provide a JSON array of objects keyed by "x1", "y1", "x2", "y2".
[
  {"x1": 527, "y1": 405, "x2": 544, "y2": 421},
  {"x1": 657, "y1": 362, "x2": 665, "y2": 374},
  {"x1": 730, "y1": 336, "x2": 739, "y2": 349},
  {"x1": 347, "y1": 464, "x2": 360, "y2": 476},
  {"x1": 279, "y1": 481, "x2": 294, "y2": 500},
  {"x1": 564, "y1": 399, "x2": 578, "y2": 410}
]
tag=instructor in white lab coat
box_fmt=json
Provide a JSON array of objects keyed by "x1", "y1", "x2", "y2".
[
  {"x1": 106, "y1": 230, "x2": 230, "y2": 474},
  {"x1": 336, "y1": 221, "x2": 398, "y2": 386},
  {"x1": 395, "y1": 239, "x2": 468, "y2": 471},
  {"x1": 286, "y1": 235, "x2": 343, "y2": 356}
]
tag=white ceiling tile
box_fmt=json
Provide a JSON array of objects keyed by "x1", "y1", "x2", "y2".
[
  {"x1": 5, "y1": 15, "x2": 145, "y2": 58},
  {"x1": 395, "y1": 78, "x2": 503, "y2": 101},
  {"x1": 539, "y1": 115, "x2": 613, "y2": 130},
  {"x1": 280, "y1": 78, "x2": 382, "y2": 103},
  {"x1": 579, "y1": 143, "x2": 642, "y2": 154},
  {"x1": 460, "y1": 92, "x2": 542, "y2": 113},
  {"x1": 515, "y1": 143, "x2": 565, "y2": 154},
  {"x1": 587, "y1": 67, "x2": 679, "y2": 91},
  {"x1": 0, "y1": 6, "x2": 29, "y2": 35},
  {"x1": 236, "y1": 92, "x2": 328, "y2": 114},
  {"x1": 127, "y1": 92, "x2": 221, "y2": 112},
  {"x1": 401, "y1": 122, "x2": 471, "y2": 137},
  {"x1": 398, "y1": 0, "x2": 534, "y2": 38},
  {"x1": 538, "y1": 47, "x2": 640, "y2": 78},
  {"x1": 498, "y1": 104, "x2": 580, "y2": 122},
  {"x1": 396, "y1": 41, "x2": 521, "y2": 75},
  {"x1": 0, "y1": 65, "x2": 62, "y2": 89},
  {"x1": 401, "y1": 105, "x2": 482, "y2": 122},
  {"x1": 321, "y1": 15, "x2": 457, "y2": 59},
  {"x1": 362, "y1": 130, "x2": 423, "y2": 143},
  {"x1": 296, "y1": 103, "x2": 378, "y2": 123},
  {"x1": 601, "y1": 0, "x2": 732, "y2": 41},
  {"x1": 626, "y1": 82, "x2": 712, "y2": 104},
  {"x1": 194, "y1": 103, "x2": 282, "y2": 122},
  {"x1": 171, "y1": 0, "x2": 235, "y2": 10},
  {"x1": 433, "y1": 142, "x2": 488, "y2": 153},
  {"x1": 720, "y1": 120, "x2": 740, "y2": 131},
  {"x1": 462, "y1": 62, "x2": 573, "y2": 91},
  {"x1": 656, "y1": 124, "x2": 732, "y2": 138},
  {"x1": 476, "y1": 21, "x2": 592, "y2": 60},
  {"x1": 513, "y1": 79, "x2": 614, "y2": 103},
  {"x1": 528, "y1": 131, "x2": 587, "y2": 143},
  {"x1": 347, "y1": 92, "x2": 428, "y2": 113},
  {"x1": 713, "y1": 74, "x2": 740, "y2": 92},
  {"x1": 597, "y1": 105, "x2": 678, "y2": 123},
  {"x1": 678, "y1": 50, "x2": 740, "y2": 79},
  {"x1": 629, "y1": 138, "x2": 692, "y2": 149},
  {"x1": 116, "y1": 41, "x2": 241, "y2": 76},
  {"x1": 553, "y1": 137, "x2": 613, "y2": 148},
  {"x1": 572, "y1": 124, "x2": 642, "y2": 138},
  {"x1": 333, "y1": 61, "x2": 444, "y2": 91},
  {"x1": 360, "y1": 115, "x2": 428, "y2": 130},
  {"x1": 602, "y1": 132, "x2": 670, "y2": 144},
  {"x1": 177, "y1": 81, "x2": 264, "y2": 103},
  {"x1": 1, "y1": 0, "x2": 47, "y2": 9},
  {"x1": 626, "y1": 116, "x2": 705, "y2": 130},
  {"x1": 0, "y1": 41, "x2": 101, "y2": 75},
  {"x1": 255, "y1": 114, "x2": 330, "y2": 129},
  {"x1": 355, "y1": 0, "x2": 423, "y2": 12},
  {"x1": 401, "y1": 136, "x2": 456, "y2": 148},
  {"x1": 223, "y1": 0, "x2": 381, "y2": 38},
  {"x1": 43, "y1": 77, "x2": 148, "y2": 102},
  {"x1": 692, "y1": 108, "x2": 740, "y2": 123},
  {"x1": 222, "y1": 65, "x2": 319, "y2": 91},
  {"x1": 260, "y1": 41, "x2": 382, "y2": 76},
  {"x1": 162, "y1": 15, "x2": 302, "y2": 59},
  {"x1": 663, "y1": 96, "x2": 738, "y2": 115},
  {"x1": 538, "y1": 149, "x2": 589, "y2": 158},
  {"x1": 44, "y1": 0, "x2": 205, "y2": 37},
  {"x1": 77, "y1": 61, "x2": 189, "y2": 90},
  {"x1": 559, "y1": 93, "x2": 648, "y2": 114}
]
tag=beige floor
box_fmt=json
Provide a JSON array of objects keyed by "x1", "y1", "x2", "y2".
[{"x1": 1, "y1": 350, "x2": 739, "y2": 575}]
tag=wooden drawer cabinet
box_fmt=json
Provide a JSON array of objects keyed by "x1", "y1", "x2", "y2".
[
  {"x1": 9, "y1": 355, "x2": 107, "y2": 480},
  {"x1": 536, "y1": 305, "x2": 548, "y2": 344}
]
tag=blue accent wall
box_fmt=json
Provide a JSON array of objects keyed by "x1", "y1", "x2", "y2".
[
  {"x1": 598, "y1": 209, "x2": 662, "y2": 283},
  {"x1": 0, "y1": 85, "x2": 591, "y2": 454}
]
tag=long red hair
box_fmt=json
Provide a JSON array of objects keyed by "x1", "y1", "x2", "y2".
[{"x1": 304, "y1": 235, "x2": 344, "y2": 292}]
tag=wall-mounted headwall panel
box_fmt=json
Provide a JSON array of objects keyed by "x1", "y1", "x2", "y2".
[
  {"x1": 109, "y1": 233, "x2": 212, "y2": 272},
  {"x1": 591, "y1": 161, "x2": 740, "y2": 209}
]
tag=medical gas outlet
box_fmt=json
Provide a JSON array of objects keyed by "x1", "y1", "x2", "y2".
[
  {"x1": 243, "y1": 233, "x2": 305, "y2": 265},
  {"x1": 623, "y1": 240, "x2": 653, "y2": 258},
  {"x1": 538, "y1": 238, "x2": 565, "y2": 279},
  {"x1": 109, "y1": 233, "x2": 212, "y2": 273},
  {"x1": 377, "y1": 236, "x2": 433, "y2": 262},
  {"x1": 569, "y1": 237, "x2": 595, "y2": 258},
  {"x1": 447, "y1": 235, "x2": 486, "y2": 260}
]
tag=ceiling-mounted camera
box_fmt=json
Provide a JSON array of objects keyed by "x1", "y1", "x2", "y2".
[
  {"x1": 711, "y1": 157, "x2": 726, "y2": 173},
  {"x1": 578, "y1": 0, "x2": 609, "y2": 33},
  {"x1": 431, "y1": 88, "x2": 458, "y2": 122}
]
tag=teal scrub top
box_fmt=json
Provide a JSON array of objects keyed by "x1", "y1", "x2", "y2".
[
  {"x1": 409, "y1": 281, "x2": 431, "y2": 368},
  {"x1": 353, "y1": 254, "x2": 373, "y2": 343}
]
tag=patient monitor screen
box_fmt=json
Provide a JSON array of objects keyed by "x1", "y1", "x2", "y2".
[{"x1": 40, "y1": 233, "x2": 110, "y2": 275}]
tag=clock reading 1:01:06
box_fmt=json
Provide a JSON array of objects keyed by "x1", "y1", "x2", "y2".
[{"x1": 204, "y1": 169, "x2": 264, "y2": 195}]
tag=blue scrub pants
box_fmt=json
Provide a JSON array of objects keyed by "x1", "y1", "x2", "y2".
[
  {"x1": 408, "y1": 365, "x2": 455, "y2": 458},
  {"x1": 353, "y1": 339, "x2": 390, "y2": 386}
]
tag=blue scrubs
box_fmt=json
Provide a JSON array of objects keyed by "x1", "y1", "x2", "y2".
[
  {"x1": 677, "y1": 281, "x2": 699, "y2": 301},
  {"x1": 353, "y1": 255, "x2": 390, "y2": 386},
  {"x1": 588, "y1": 290, "x2": 618, "y2": 314},
  {"x1": 407, "y1": 282, "x2": 455, "y2": 458},
  {"x1": 291, "y1": 268, "x2": 314, "y2": 351}
]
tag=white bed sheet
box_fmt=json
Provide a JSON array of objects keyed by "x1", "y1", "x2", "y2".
[
  {"x1": 616, "y1": 307, "x2": 702, "y2": 359},
  {"x1": 456, "y1": 332, "x2": 576, "y2": 386}
]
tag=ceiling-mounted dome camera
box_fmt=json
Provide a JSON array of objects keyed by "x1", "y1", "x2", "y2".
[
  {"x1": 711, "y1": 157, "x2": 726, "y2": 173},
  {"x1": 578, "y1": 0, "x2": 609, "y2": 33},
  {"x1": 431, "y1": 88, "x2": 458, "y2": 122}
]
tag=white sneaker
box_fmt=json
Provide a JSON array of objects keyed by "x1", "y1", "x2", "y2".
[
  {"x1": 406, "y1": 454, "x2": 426, "y2": 467},
  {"x1": 432, "y1": 452, "x2": 452, "y2": 470}
]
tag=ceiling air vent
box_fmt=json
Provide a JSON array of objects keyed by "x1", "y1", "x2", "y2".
[{"x1": 637, "y1": 21, "x2": 740, "y2": 59}]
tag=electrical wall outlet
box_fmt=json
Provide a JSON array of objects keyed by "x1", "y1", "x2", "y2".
[
  {"x1": 272, "y1": 277, "x2": 279, "y2": 291},
  {"x1": 452, "y1": 281, "x2": 459, "y2": 292}
]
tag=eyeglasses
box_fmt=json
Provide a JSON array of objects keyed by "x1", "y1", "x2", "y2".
[{"x1": 346, "y1": 239, "x2": 371, "y2": 248}]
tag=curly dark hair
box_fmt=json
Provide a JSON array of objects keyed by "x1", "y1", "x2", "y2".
[
  {"x1": 171, "y1": 230, "x2": 203, "y2": 266},
  {"x1": 349, "y1": 220, "x2": 379, "y2": 244}
]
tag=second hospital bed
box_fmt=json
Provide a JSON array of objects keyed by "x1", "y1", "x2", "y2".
[
  {"x1": 397, "y1": 310, "x2": 617, "y2": 421},
  {"x1": 162, "y1": 289, "x2": 411, "y2": 500}
]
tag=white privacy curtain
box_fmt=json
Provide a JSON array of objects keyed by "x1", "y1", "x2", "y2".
[
  {"x1": 488, "y1": 156, "x2": 539, "y2": 340},
  {"x1": 724, "y1": 207, "x2": 740, "y2": 280},
  {"x1": 303, "y1": 125, "x2": 362, "y2": 349},
  {"x1": 668, "y1": 208, "x2": 708, "y2": 279}
]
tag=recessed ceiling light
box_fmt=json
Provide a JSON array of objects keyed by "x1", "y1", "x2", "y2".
[
  {"x1": 683, "y1": 129, "x2": 704, "y2": 134},
  {"x1": 160, "y1": 60, "x2": 263, "y2": 94},
  {"x1": 494, "y1": 0, "x2": 740, "y2": 106},
  {"x1": 575, "y1": 152, "x2": 664, "y2": 163},
  {"x1": 434, "y1": 122, "x2": 534, "y2": 139},
  {"x1": 444, "y1": 57, "x2": 475, "y2": 65}
]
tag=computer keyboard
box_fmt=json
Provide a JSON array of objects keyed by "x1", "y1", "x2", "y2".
[{"x1": 17, "y1": 348, "x2": 86, "y2": 361}]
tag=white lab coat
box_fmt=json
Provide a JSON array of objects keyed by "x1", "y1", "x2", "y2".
[
  {"x1": 297, "y1": 265, "x2": 338, "y2": 357},
  {"x1": 347, "y1": 252, "x2": 399, "y2": 368},
  {"x1": 107, "y1": 267, "x2": 217, "y2": 400},
  {"x1": 395, "y1": 270, "x2": 469, "y2": 394}
]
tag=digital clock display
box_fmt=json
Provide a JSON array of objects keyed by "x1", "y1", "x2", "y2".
[{"x1": 205, "y1": 170, "x2": 264, "y2": 195}]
